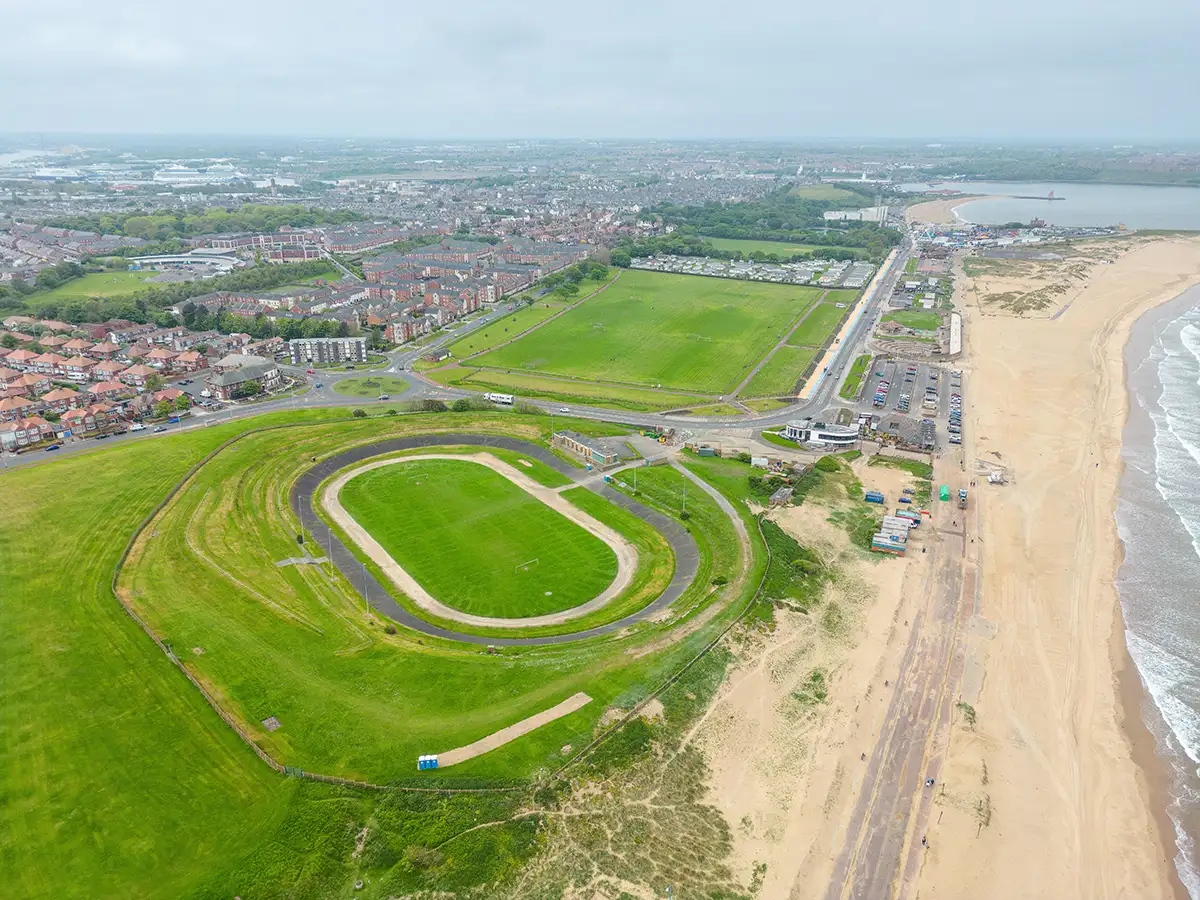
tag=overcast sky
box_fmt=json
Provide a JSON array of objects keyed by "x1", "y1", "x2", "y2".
[{"x1": 2, "y1": 0, "x2": 1198, "y2": 140}]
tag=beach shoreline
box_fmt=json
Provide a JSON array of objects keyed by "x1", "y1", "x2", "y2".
[{"x1": 912, "y1": 232, "x2": 1200, "y2": 900}]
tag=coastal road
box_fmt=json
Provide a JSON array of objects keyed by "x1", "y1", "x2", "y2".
[{"x1": 823, "y1": 454, "x2": 973, "y2": 900}]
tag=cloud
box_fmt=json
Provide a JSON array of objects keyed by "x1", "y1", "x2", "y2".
[{"x1": 0, "y1": 0, "x2": 1196, "y2": 139}]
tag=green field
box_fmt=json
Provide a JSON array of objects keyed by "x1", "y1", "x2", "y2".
[
  {"x1": 427, "y1": 364, "x2": 706, "y2": 413},
  {"x1": 332, "y1": 375, "x2": 410, "y2": 397},
  {"x1": 1, "y1": 410, "x2": 764, "y2": 897},
  {"x1": 882, "y1": 310, "x2": 942, "y2": 331},
  {"x1": 472, "y1": 270, "x2": 819, "y2": 395},
  {"x1": 444, "y1": 298, "x2": 570, "y2": 359},
  {"x1": 790, "y1": 301, "x2": 848, "y2": 347},
  {"x1": 788, "y1": 184, "x2": 868, "y2": 202},
  {"x1": 338, "y1": 458, "x2": 618, "y2": 618},
  {"x1": 741, "y1": 345, "x2": 819, "y2": 397},
  {"x1": 742, "y1": 397, "x2": 793, "y2": 413},
  {"x1": 840, "y1": 354, "x2": 873, "y2": 399},
  {"x1": 34, "y1": 269, "x2": 159, "y2": 301},
  {"x1": 671, "y1": 403, "x2": 745, "y2": 417}
]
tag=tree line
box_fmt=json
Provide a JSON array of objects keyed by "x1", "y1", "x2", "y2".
[{"x1": 38, "y1": 204, "x2": 364, "y2": 241}]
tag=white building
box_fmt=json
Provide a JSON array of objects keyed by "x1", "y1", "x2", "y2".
[{"x1": 783, "y1": 418, "x2": 860, "y2": 448}]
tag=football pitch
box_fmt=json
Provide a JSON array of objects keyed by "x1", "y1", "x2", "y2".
[
  {"x1": 338, "y1": 458, "x2": 618, "y2": 617},
  {"x1": 471, "y1": 270, "x2": 821, "y2": 394}
]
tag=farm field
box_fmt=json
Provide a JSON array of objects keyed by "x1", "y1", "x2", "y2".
[
  {"x1": 2, "y1": 409, "x2": 764, "y2": 897},
  {"x1": 33, "y1": 269, "x2": 159, "y2": 301},
  {"x1": 741, "y1": 344, "x2": 819, "y2": 397},
  {"x1": 789, "y1": 301, "x2": 849, "y2": 348},
  {"x1": 332, "y1": 375, "x2": 410, "y2": 397},
  {"x1": 472, "y1": 270, "x2": 820, "y2": 394},
  {"x1": 882, "y1": 310, "x2": 942, "y2": 331},
  {"x1": 337, "y1": 458, "x2": 619, "y2": 618},
  {"x1": 427, "y1": 363, "x2": 707, "y2": 412}
]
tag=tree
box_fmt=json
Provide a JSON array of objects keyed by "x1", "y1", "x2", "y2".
[
  {"x1": 232, "y1": 380, "x2": 263, "y2": 399},
  {"x1": 174, "y1": 394, "x2": 191, "y2": 412},
  {"x1": 145, "y1": 373, "x2": 164, "y2": 392},
  {"x1": 451, "y1": 398, "x2": 471, "y2": 412},
  {"x1": 0, "y1": 334, "x2": 17, "y2": 350},
  {"x1": 154, "y1": 400, "x2": 172, "y2": 419},
  {"x1": 610, "y1": 249, "x2": 632, "y2": 268}
]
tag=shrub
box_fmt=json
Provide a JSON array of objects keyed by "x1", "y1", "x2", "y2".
[
  {"x1": 352, "y1": 408, "x2": 367, "y2": 418},
  {"x1": 815, "y1": 455, "x2": 840, "y2": 473},
  {"x1": 451, "y1": 398, "x2": 471, "y2": 412},
  {"x1": 404, "y1": 845, "x2": 443, "y2": 870}
]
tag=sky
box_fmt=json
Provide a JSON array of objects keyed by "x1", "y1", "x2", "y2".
[{"x1": 1, "y1": 0, "x2": 1198, "y2": 140}]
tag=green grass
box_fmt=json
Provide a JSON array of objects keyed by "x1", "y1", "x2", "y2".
[
  {"x1": 338, "y1": 458, "x2": 618, "y2": 618},
  {"x1": 445, "y1": 298, "x2": 569, "y2": 359},
  {"x1": 332, "y1": 375, "x2": 410, "y2": 397},
  {"x1": 790, "y1": 302, "x2": 849, "y2": 348},
  {"x1": 33, "y1": 269, "x2": 159, "y2": 301},
  {"x1": 742, "y1": 397, "x2": 793, "y2": 413},
  {"x1": 868, "y1": 454, "x2": 934, "y2": 480},
  {"x1": 473, "y1": 270, "x2": 820, "y2": 395},
  {"x1": 905, "y1": 256, "x2": 918, "y2": 275},
  {"x1": 741, "y1": 345, "x2": 818, "y2": 397},
  {"x1": 882, "y1": 310, "x2": 942, "y2": 331},
  {"x1": 2, "y1": 410, "x2": 761, "y2": 896},
  {"x1": 428, "y1": 364, "x2": 707, "y2": 413},
  {"x1": 840, "y1": 354, "x2": 872, "y2": 400},
  {"x1": 670, "y1": 403, "x2": 744, "y2": 417},
  {"x1": 759, "y1": 430, "x2": 798, "y2": 450},
  {"x1": 788, "y1": 184, "x2": 866, "y2": 202}
]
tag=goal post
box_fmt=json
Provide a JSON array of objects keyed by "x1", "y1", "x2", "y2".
[{"x1": 514, "y1": 558, "x2": 540, "y2": 574}]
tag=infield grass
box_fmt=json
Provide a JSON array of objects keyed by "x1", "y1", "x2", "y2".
[
  {"x1": 472, "y1": 270, "x2": 820, "y2": 394},
  {"x1": 338, "y1": 458, "x2": 618, "y2": 618}
]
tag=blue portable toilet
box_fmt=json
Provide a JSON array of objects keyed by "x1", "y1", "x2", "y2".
[{"x1": 417, "y1": 754, "x2": 439, "y2": 771}]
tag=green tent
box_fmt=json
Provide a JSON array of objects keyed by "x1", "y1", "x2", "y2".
[{"x1": 939, "y1": 485, "x2": 950, "y2": 502}]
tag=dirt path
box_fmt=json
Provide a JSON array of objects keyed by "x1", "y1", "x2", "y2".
[
  {"x1": 436, "y1": 692, "x2": 593, "y2": 766},
  {"x1": 731, "y1": 290, "x2": 828, "y2": 398},
  {"x1": 321, "y1": 452, "x2": 638, "y2": 628}
]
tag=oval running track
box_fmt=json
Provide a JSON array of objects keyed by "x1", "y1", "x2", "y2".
[{"x1": 289, "y1": 434, "x2": 702, "y2": 646}]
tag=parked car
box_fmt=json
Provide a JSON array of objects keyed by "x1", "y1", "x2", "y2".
[
  {"x1": 96, "y1": 434, "x2": 109, "y2": 440},
  {"x1": 130, "y1": 423, "x2": 147, "y2": 432},
  {"x1": 44, "y1": 443, "x2": 61, "y2": 452}
]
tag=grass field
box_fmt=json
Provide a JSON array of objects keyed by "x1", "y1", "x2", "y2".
[
  {"x1": 790, "y1": 301, "x2": 849, "y2": 347},
  {"x1": 444, "y1": 298, "x2": 570, "y2": 359},
  {"x1": 788, "y1": 184, "x2": 867, "y2": 202},
  {"x1": 741, "y1": 397, "x2": 794, "y2": 413},
  {"x1": 882, "y1": 310, "x2": 942, "y2": 331},
  {"x1": 840, "y1": 354, "x2": 873, "y2": 399},
  {"x1": 333, "y1": 375, "x2": 410, "y2": 398},
  {"x1": 427, "y1": 363, "x2": 710, "y2": 413},
  {"x1": 338, "y1": 458, "x2": 618, "y2": 618},
  {"x1": 759, "y1": 430, "x2": 799, "y2": 450},
  {"x1": 1, "y1": 409, "x2": 763, "y2": 897},
  {"x1": 670, "y1": 403, "x2": 745, "y2": 417},
  {"x1": 741, "y1": 345, "x2": 818, "y2": 397},
  {"x1": 33, "y1": 269, "x2": 159, "y2": 301},
  {"x1": 472, "y1": 270, "x2": 820, "y2": 395}
]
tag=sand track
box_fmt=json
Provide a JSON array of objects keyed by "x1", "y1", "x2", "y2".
[
  {"x1": 436, "y1": 691, "x2": 593, "y2": 767},
  {"x1": 322, "y1": 452, "x2": 637, "y2": 628}
]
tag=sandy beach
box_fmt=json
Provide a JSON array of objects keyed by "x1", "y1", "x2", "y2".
[
  {"x1": 919, "y1": 234, "x2": 1200, "y2": 899},
  {"x1": 906, "y1": 195, "x2": 1002, "y2": 226},
  {"x1": 695, "y1": 227, "x2": 1200, "y2": 900}
]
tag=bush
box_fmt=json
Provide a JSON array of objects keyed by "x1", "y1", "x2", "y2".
[
  {"x1": 736, "y1": 451, "x2": 752, "y2": 463},
  {"x1": 815, "y1": 455, "x2": 840, "y2": 473},
  {"x1": 404, "y1": 845, "x2": 443, "y2": 870},
  {"x1": 385, "y1": 408, "x2": 398, "y2": 416},
  {"x1": 352, "y1": 408, "x2": 367, "y2": 418},
  {"x1": 451, "y1": 398, "x2": 471, "y2": 412}
]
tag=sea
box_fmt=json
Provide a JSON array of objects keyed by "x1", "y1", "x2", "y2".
[
  {"x1": 900, "y1": 181, "x2": 1200, "y2": 231},
  {"x1": 1120, "y1": 285, "x2": 1200, "y2": 898}
]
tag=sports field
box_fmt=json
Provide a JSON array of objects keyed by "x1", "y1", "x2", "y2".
[
  {"x1": 472, "y1": 270, "x2": 820, "y2": 394},
  {"x1": 34, "y1": 269, "x2": 159, "y2": 301},
  {"x1": 338, "y1": 458, "x2": 618, "y2": 617},
  {"x1": 1, "y1": 410, "x2": 764, "y2": 897}
]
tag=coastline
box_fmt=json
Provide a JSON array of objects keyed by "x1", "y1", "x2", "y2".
[{"x1": 914, "y1": 235, "x2": 1200, "y2": 900}]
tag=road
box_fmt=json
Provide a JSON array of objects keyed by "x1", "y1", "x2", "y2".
[{"x1": 0, "y1": 239, "x2": 913, "y2": 473}]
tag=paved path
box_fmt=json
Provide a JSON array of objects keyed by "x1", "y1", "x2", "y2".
[
  {"x1": 291, "y1": 434, "x2": 705, "y2": 646},
  {"x1": 321, "y1": 452, "x2": 638, "y2": 628}
]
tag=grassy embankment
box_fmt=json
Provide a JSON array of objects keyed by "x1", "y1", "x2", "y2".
[{"x1": 839, "y1": 353, "x2": 873, "y2": 400}]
